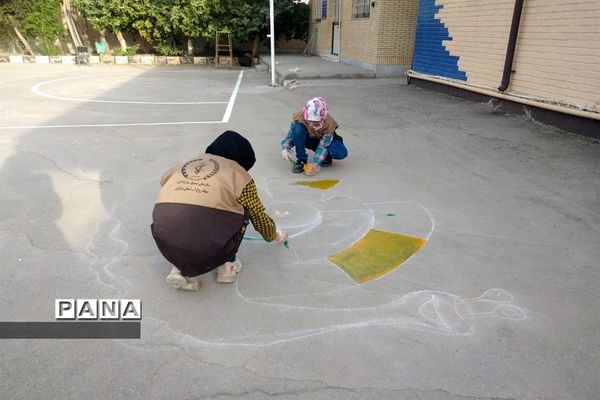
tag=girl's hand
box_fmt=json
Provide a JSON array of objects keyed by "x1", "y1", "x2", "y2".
[{"x1": 303, "y1": 163, "x2": 320, "y2": 176}]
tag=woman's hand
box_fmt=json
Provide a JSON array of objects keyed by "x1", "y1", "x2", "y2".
[{"x1": 274, "y1": 229, "x2": 288, "y2": 243}]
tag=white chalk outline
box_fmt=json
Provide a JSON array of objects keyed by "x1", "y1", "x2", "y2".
[
  {"x1": 0, "y1": 70, "x2": 244, "y2": 129},
  {"x1": 238, "y1": 198, "x2": 435, "y2": 305},
  {"x1": 84, "y1": 179, "x2": 525, "y2": 349},
  {"x1": 244, "y1": 181, "x2": 435, "y2": 277},
  {"x1": 129, "y1": 288, "x2": 527, "y2": 349}
]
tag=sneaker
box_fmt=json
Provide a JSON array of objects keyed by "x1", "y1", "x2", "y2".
[
  {"x1": 292, "y1": 160, "x2": 306, "y2": 174},
  {"x1": 178, "y1": 278, "x2": 200, "y2": 291},
  {"x1": 216, "y1": 260, "x2": 242, "y2": 283},
  {"x1": 166, "y1": 267, "x2": 200, "y2": 291},
  {"x1": 166, "y1": 267, "x2": 185, "y2": 286},
  {"x1": 321, "y1": 157, "x2": 332, "y2": 167}
]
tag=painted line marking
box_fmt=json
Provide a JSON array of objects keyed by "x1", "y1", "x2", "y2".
[
  {"x1": 30, "y1": 75, "x2": 228, "y2": 105},
  {"x1": 0, "y1": 120, "x2": 225, "y2": 129},
  {"x1": 222, "y1": 70, "x2": 244, "y2": 123},
  {"x1": 0, "y1": 71, "x2": 244, "y2": 129}
]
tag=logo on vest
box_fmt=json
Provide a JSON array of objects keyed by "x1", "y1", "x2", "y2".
[{"x1": 181, "y1": 158, "x2": 220, "y2": 180}]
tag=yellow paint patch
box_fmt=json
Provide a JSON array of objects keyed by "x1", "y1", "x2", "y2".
[
  {"x1": 293, "y1": 179, "x2": 339, "y2": 190},
  {"x1": 328, "y1": 229, "x2": 426, "y2": 283}
]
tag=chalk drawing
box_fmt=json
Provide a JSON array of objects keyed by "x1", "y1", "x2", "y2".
[
  {"x1": 2, "y1": 69, "x2": 529, "y2": 350},
  {"x1": 243, "y1": 179, "x2": 433, "y2": 283},
  {"x1": 85, "y1": 199, "x2": 131, "y2": 294},
  {"x1": 88, "y1": 177, "x2": 525, "y2": 350},
  {"x1": 121, "y1": 288, "x2": 526, "y2": 349},
  {"x1": 293, "y1": 179, "x2": 340, "y2": 190},
  {"x1": 328, "y1": 229, "x2": 427, "y2": 283},
  {"x1": 84, "y1": 180, "x2": 157, "y2": 294}
]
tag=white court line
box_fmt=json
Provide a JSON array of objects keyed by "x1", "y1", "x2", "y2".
[
  {"x1": 0, "y1": 120, "x2": 225, "y2": 129},
  {"x1": 30, "y1": 75, "x2": 228, "y2": 105},
  {"x1": 222, "y1": 71, "x2": 244, "y2": 123},
  {"x1": 0, "y1": 71, "x2": 244, "y2": 129}
]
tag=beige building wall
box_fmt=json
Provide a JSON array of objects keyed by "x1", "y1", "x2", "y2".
[
  {"x1": 437, "y1": 0, "x2": 514, "y2": 88},
  {"x1": 417, "y1": 0, "x2": 600, "y2": 113},
  {"x1": 309, "y1": 5, "x2": 333, "y2": 55},
  {"x1": 375, "y1": 0, "x2": 418, "y2": 66},
  {"x1": 339, "y1": 5, "x2": 378, "y2": 65},
  {"x1": 510, "y1": 0, "x2": 600, "y2": 111},
  {"x1": 309, "y1": 0, "x2": 418, "y2": 76}
]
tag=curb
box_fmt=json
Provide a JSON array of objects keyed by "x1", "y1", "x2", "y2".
[
  {"x1": 256, "y1": 54, "x2": 377, "y2": 89},
  {"x1": 0, "y1": 55, "x2": 253, "y2": 66}
]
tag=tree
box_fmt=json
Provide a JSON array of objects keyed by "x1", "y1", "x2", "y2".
[
  {"x1": 200, "y1": 0, "x2": 266, "y2": 56},
  {"x1": 0, "y1": 0, "x2": 66, "y2": 55},
  {"x1": 22, "y1": 0, "x2": 67, "y2": 54},
  {"x1": 170, "y1": 0, "x2": 204, "y2": 55},
  {"x1": 200, "y1": 0, "x2": 309, "y2": 57},
  {"x1": 61, "y1": 0, "x2": 83, "y2": 49},
  {"x1": 127, "y1": 0, "x2": 206, "y2": 56},
  {"x1": 73, "y1": 0, "x2": 137, "y2": 52},
  {"x1": 129, "y1": 0, "x2": 179, "y2": 55},
  {"x1": 275, "y1": 0, "x2": 309, "y2": 42},
  {"x1": 0, "y1": 0, "x2": 36, "y2": 54}
]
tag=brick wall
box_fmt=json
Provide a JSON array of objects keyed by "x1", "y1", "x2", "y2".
[
  {"x1": 437, "y1": 0, "x2": 514, "y2": 86},
  {"x1": 309, "y1": 1, "x2": 333, "y2": 55},
  {"x1": 375, "y1": 0, "x2": 418, "y2": 65},
  {"x1": 413, "y1": 0, "x2": 600, "y2": 112},
  {"x1": 340, "y1": 5, "x2": 378, "y2": 65},
  {"x1": 310, "y1": 0, "x2": 418, "y2": 71},
  {"x1": 510, "y1": 0, "x2": 600, "y2": 111}
]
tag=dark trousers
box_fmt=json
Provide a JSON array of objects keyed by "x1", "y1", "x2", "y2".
[{"x1": 291, "y1": 123, "x2": 348, "y2": 163}]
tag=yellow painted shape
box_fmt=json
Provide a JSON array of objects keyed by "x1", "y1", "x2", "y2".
[
  {"x1": 293, "y1": 179, "x2": 339, "y2": 190},
  {"x1": 328, "y1": 229, "x2": 426, "y2": 283}
]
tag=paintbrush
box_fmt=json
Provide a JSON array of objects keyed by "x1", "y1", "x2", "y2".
[{"x1": 244, "y1": 236, "x2": 290, "y2": 249}]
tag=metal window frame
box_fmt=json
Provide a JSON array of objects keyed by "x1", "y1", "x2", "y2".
[
  {"x1": 313, "y1": 0, "x2": 323, "y2": 21},
  {"x1": 352, "y1": 0, "x2": 370, "y2": 19}
]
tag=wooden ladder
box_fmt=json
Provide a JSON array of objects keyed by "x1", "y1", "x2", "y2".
[{"x1": 215, "y1": 31, "x2": 233, "y2": 68}]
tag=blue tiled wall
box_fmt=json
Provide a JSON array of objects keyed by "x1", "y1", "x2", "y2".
[{"x1": 412, "y1": 0, "x2": 467, "y2": 81}]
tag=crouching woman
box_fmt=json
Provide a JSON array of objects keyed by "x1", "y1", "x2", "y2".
[{"x1": 151, "y1": 131, "x2": 287, "y2": 290}]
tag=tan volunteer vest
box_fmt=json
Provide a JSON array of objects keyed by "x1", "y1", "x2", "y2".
[
  {"x1": 156, "y1": 154, "x2": 251, "y2": 215},
  {"x1": 293, "y1": 111, "x2": 338, "y2": 139}
]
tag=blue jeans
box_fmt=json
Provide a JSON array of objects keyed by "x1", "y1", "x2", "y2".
[{"x1": 291, "y1": 123, "x2": 348, "y2": 163}]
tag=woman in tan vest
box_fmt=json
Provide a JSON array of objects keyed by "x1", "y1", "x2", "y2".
[{"x1": 151, "y1": 131, "x2": 287, "y2": 290}]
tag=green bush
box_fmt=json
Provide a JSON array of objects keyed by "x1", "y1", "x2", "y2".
[
  {"x1": 199, "y1": 44, "x2": 214, "y2": 57},
  {"x1": 112, "y1": 44, "x2": 139, "y2": 56},
  {"x1": 154, "y1": 43, "x2": 184, "y2": 56},
  {"x1": 22, "y1": 0, "x2": 66, "y2": 46},
  {"x1": 36, "y1": 39, "x2": 60, "y2": 56}
]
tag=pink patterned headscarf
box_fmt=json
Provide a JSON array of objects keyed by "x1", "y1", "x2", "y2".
[{"x1": 303, "y1": 97, "x2": 328, "y2": 130}]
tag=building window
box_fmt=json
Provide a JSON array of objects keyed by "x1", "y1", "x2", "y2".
[
  {"x1": 313, "y1": 0, "x2": 323, "y2": 21},
  {"x1": 322, "y1": 0, "x2": 328, "y2": 19},
  {"x1": 353, "y1": 0, "x2": 370, "y2": 18},
  {"x1": 333, "y1": 0, "x2": 340, "y2": 23}
]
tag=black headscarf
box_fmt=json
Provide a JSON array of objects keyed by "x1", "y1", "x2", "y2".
[{"x1": 205, "y1": 130, "x2": 256, "y2": 171}]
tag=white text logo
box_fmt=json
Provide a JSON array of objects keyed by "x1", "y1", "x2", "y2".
[{"x1": 55, "y1": 299, "x2": 142, "y2": 320}]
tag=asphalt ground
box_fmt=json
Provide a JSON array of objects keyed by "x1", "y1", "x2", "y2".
[{"x1": 0, "y1": 63, "x2": 599, "y2": 400}]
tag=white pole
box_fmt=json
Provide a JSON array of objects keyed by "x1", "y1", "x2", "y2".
[{"x1": 269, "y1": 0, "x2": 276, "y2": 86}]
